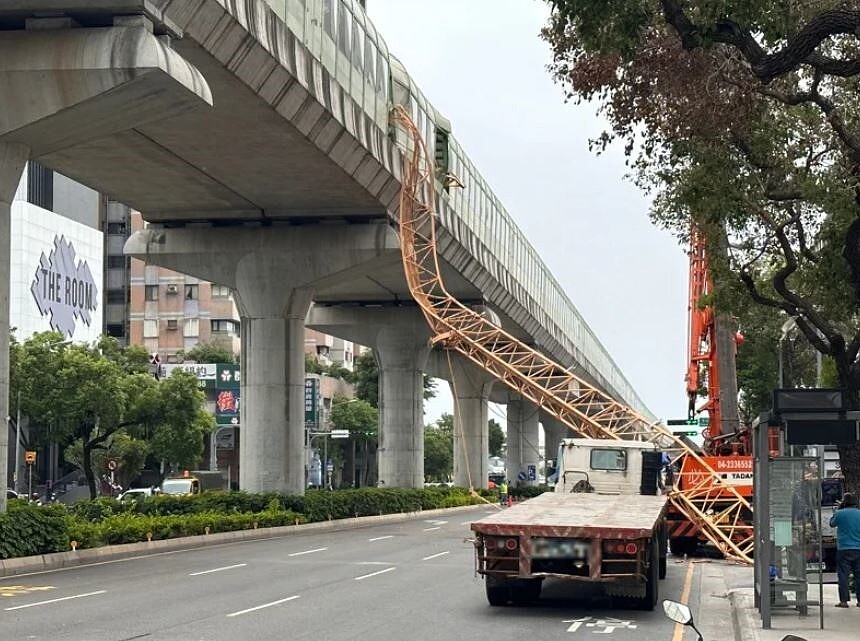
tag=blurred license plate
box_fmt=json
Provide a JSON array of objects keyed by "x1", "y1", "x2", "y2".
[{"x1": 532, "y1": 538, "x2": 590, "y2": 559}]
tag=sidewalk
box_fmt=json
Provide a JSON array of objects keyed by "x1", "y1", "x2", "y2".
[
  {"x1": 731, "y1": 582, "x2": 858, "y2": 641},
  {"x1": 708, "y1": 561, "x2": 860, "y2": 641}
]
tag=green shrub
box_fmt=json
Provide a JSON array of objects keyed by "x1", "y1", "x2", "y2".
[
  {"x1": 509, "y1": 485, "x2": 551, "y2": 499},
  {"x1": 5, "y1": 487, "x2": 485, "y2": 559},
  {"x1": 0, "y1": 503, "x2": 69, "y2": 559},
  {"x1": 72, "y1": 509, "x2": 306, "y2": 548}
]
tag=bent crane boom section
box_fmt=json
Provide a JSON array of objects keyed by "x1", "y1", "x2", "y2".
[{"x1": 391, "y1": 106, "x2": 753, "y2": 564}]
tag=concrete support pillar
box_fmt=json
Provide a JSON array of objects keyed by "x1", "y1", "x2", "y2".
[
  {"x1": 375, "y1": 325, "x2": 430, "y2": 488},
  {"x1": 447, "y1": 358, "x2": 494, "y2": 489},
  {"x1": 126, "y1": 224, "x2": 399, "y2": 495},
  {"x1": 541, "y1": 414, "x2": 568, "y2": 480},
  {"x1": 0, "y1": 144, "x2": 27, "y2": 513},
  {"x1": 234, "y1": 259, "x2": 313, "y2": 494},
  {"x1": 506, "y1": 396, "x2": 540, "y2": 487},
  {"x1": 306, "y1": 306, "x2": 433, "y2": 489}
]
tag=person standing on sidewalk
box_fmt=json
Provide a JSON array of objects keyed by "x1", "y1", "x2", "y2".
[
  {"x1": 829, "y1": 492, "x2": 860, "y2": 607},
  {"x1": 499, "y1": 480, "x2": 508, "y2": 507}
]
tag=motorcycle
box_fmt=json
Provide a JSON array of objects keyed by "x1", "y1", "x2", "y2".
[{"x1": 662, "y1": 600, "x2": 807, "y2": 641}]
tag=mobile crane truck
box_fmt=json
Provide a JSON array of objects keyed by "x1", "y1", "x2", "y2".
[{"x1": 471, "y1": 438, "x2": 668, "y2": 609}]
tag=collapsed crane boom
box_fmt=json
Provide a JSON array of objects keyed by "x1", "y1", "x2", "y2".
[{"x1": 391, "y1": 106, "x2": 753, "y2": 563}]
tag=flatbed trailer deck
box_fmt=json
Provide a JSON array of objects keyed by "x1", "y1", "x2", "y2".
[{"x1": 471, "y1": 492, "x2": 668, "y2": 538}]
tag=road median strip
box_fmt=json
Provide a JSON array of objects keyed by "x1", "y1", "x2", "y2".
[{"x1": 0, "y1": 505, "x2": 483, "y2": 578}]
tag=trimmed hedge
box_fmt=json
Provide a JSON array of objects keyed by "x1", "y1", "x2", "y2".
[
  {"x1": 0, "y1": 501, "x2": 70, "y2": 559},
  {"x1": 3, "y1": 487, "x2": 485, "y2": 559},
  {"x1": 509, "y1": 485, "x2": 552, "y2": 499},
  {"x1": 66, "y1": 509, "x2": 305, "y2": 549}
]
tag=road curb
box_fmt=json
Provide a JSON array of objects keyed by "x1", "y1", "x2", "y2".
[
  {"x1": 730, "y1": 588, "x2": 760, "y2": 641},
  {"x1": 0, "y1": 503, "x2": 486, "y2": 578}
]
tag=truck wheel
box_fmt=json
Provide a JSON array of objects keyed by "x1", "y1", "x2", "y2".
[
  {"x1": 669, "y1": 536, "x2": 697, "y2": 556},
  {"x1": 635, "y1": 539, "x2": 660, "y2": 611},
  {"x1": 510, "y1": 579, "x2": 543, "y2": 605},
  {"x1": 659, "y1": 523, "x2": 668, "y2": 579},
  {"x1": 486, "y1": 576, "x2": 509, "y2": 606}
]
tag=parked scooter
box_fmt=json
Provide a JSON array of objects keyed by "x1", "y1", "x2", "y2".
[{"x1": 661, "y1": 600, "x2": 807, "y2": 641}]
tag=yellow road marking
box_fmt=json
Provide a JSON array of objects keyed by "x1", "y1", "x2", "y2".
[
  {"x1": 0, "y1": 585, "x2": 55, "y2": 597},
  {"x1": 671, "y1": 562, "x2": 696, "y2": 641}
]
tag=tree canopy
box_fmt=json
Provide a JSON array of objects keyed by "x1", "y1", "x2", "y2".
[
  {"x1": 424, "y1": 413, "x2": 454, "y2": 482},
  {"x1": 11, "y1": 332, "x2": 213, "y2": 498},
  {"x1": 544, "y1": 0, "x2": 860, "y2": 493},
  {"x1": 176, "y1": 340, "x2": 236, "y2": 364},
  {"x1": 488, "y1": 418, "x2": 505, "y2": 457}
]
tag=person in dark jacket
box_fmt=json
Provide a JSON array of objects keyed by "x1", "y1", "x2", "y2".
[{"x1": 830, "y1": 492, "x2": 860, "y2": 607}]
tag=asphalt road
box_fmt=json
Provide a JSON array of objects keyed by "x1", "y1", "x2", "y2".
[{"x1": 0, "y1": 506, "x2": 714, "y2": 641}]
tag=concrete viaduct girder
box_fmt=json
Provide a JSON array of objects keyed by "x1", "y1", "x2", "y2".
[{"x1": 0, "y1": 1, "x2": 654, "y2": 499}]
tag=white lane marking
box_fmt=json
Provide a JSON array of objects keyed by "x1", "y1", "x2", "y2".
[
  {"x1": 288, "y1": 547, "x2": 328, "y2": 557},
  {"x1": 424, "y1": 519, "x2": 448, "y2": 525},
  {"x1": 461, "y1": 520, "x2": 475, "y2": 525},
  {"x1": 189, "y1": 563, "x2": 247, "y2": 576},
  {"x1": 226, "y1": 595, "x2": 300, "y2": 617},
  {"x1": 368, "y1": 535, "x2": 393, "y2": 542},
  {"x1": 423, "y1": 527, "x2": 441, "y2": 532},
  {"x1": 356, "y1": 561, "x2": 391, "y2": 566},
  {"x1": 422, "y1": 551, "x2": 450, "y2": 561},
  {"x1": 4, "y1": 590, "x2": 106, "y2": 611},
  {"x1": 354, "y1": 567, "x2": 396, "y2": 581}
]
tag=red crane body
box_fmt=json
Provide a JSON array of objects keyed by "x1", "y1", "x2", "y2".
[{"x1": 686, "y1": 225, "x2": 721, "y2": 443}]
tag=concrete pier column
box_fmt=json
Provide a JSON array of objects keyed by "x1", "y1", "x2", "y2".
[
  {"x1": 375, "y1": 325, "x2": 430, "y2": 488},
  {"x1": 0, "y1": 144, "x2": 28, "y2": 512},
  {"x1": 233, "y1": 259, "x2": 313, "y2": 494},
  {"x1": 447, "y1": 358, "x2": 495, "y2": 489},
  {"x1": 126, "y1": 224, "x2": 400, "y2": 495},
  {"x1": 306, "y1": 306, "x2": 433, "y2": 488},
  {"x1": 540, "y1": 414, "x2": 568, "y2": 480},
  {"x1": 506, "y1": 396, "x2": 540, "y2": 487}
]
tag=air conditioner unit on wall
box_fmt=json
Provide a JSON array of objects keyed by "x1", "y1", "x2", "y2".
[
  {"x1": 167, "y1": 319, "x2": 178, "y2": 330},
  {"x1": 166, "y1": 284, "x2": 178, "y2": 294}
]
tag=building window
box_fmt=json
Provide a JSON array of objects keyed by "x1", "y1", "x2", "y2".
[
  {"x1": 184, "y1": 284, "x2": 198, "y2": 300},
  {"x1": 107, "y1": 255, "x2": 127, "y2": 269},
  {"x1": 211, "y1": 284, "x2": 232, "y2": 298},
  {"x1": 144, "y1": 285, "x2": 158, "y2": 301},
  {"x1": 106, "y1": 323, "x2": 125, "y2": 338},
  {"x1": 211, "y1": 319, "x2": 239, "y2": 335},
  {"x1": 183, "y1": 318, "x2": 199, "y2": 337},
  {"x1": 106, "y1": 289, "x2": 125, "y2": 304},
  {"x1": 107, "y1": 222, "x2": 126, "y2": 235},
  {"x1": 166, "y1": 319, "x2": 178, "y2": 331},
  {"x1": 143, "y1": 320, "x2": 158, "y2": 338},
  {"x1": 27, "y1": 161, "x2": 53, "y2": 211}
]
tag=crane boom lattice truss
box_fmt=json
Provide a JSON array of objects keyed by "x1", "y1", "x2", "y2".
[{"x1": 391, "y1": 106, "x2": 753, "y2": 564}]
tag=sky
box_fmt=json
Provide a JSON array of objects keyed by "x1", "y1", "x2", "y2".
[{"x1": 366, "y1": 0, "x2": 689, "y2": 426}]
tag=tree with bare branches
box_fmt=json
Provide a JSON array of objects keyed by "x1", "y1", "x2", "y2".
[{"x1": 544, "y1": 1, "x2": 860, "y2": 492}]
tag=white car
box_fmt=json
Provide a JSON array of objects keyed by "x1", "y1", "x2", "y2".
[{"x1": 118, "y1": 487, "x2": 158, "y2": 501}]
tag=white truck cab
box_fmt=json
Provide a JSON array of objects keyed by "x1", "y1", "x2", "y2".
[{"x1": 555, "y1": 438, "x2": 663, "y2": 496}]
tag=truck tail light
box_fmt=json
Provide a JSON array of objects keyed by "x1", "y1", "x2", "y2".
[
  {"x1": 505, "y1": 537, "x2": 518, "y2": 551},
  {"x1": 603, "y1": 540, "x2": 638, "y2": 555},
  {"x1": 485, "y1": 538, "x2": 497, "y2": 550}
]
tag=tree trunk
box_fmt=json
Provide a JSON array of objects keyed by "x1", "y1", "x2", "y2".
[
  {"x1": 82, "y1": 442, "x2": 97, "y2": 499},
  {"x1": 838, "y1": 443, "x2": 860, "y2": 496},
  {"x1": 715, "y1": 313, "x2": 742, "y2": 438}
]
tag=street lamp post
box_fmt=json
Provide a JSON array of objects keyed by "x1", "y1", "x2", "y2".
[{"x1": 13, "y1": 390, "x2": 20, "y2": 494}]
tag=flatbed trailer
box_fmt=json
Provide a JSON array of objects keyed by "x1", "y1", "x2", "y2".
[{"x1": 472, "y1": 491, "x2": 668, "y2": 608}]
